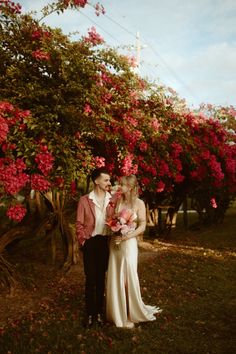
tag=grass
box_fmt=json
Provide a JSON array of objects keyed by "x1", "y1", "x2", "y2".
[{"x1": 0, "y1": 206, "x2": 235, "y2": 354}]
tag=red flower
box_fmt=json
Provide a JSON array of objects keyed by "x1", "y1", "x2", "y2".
[
  {"x1": 35, "y1": 150, "x2": 54, "y2": 176},
  {"x1": 6, "y1": 204, "x2": 27, "y2": 222},
  {"x1": 32, "y1": 49, "x2": 50, "y2": 61},
  {"x1": 0, "y1": 117, "x2": 9, "y2": 143},
  {"x1": 139, "y1": 141, "x2": 148, "y2": 152},
  {"x1": 31, "y1": 174, "x2": 51, "y2": 191},
  {"x1": 55, "y1": 176, "x2": 65, "y2": 189},
  {"x1": 0, "y1": 158, "x2": 29, "y2": 195},
  {"x1": 156, "y1": 181, "x2": 165, "y2": 193},
  {"x1": 71, "y1": 180, "x2": 76, "y2": 194}
]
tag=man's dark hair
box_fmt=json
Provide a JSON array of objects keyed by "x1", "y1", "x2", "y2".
[{"x1": 91, "y1": 167, "x2": 110, "y2": 183}]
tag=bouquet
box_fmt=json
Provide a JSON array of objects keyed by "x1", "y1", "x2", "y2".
[{"x1": 106, "y1": 208, "x2": 136, "y2": 248}]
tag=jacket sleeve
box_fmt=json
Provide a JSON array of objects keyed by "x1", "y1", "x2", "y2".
[{"x1": 76, "y1": 197, "x2": 87, "y2": 246}]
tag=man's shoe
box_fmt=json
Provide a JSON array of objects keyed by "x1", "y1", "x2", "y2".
[
  {"x1": 85, "y1": 315, "x2": 93, "y2": 328},
  {"x1": 96, "y1": 313, "x2": 104, "y2": 326}
]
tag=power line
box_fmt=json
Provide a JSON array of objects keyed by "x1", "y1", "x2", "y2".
[
  {"x1": 141, "y1": 34, "x2": 198, "y2": 100},
  {"x1": 102, "y1": 11, "x2": 199, "y2": 101},
  {"x1": 79, "y1": 10, "x2": 122, "y2": 45},
  {"x1": 82, "y1": 4, "x2": 199, "y2": 102}
]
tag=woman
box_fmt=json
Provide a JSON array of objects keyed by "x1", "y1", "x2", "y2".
[{"x1": 106, "y1": 175, "x2": 162, "y2": 328}]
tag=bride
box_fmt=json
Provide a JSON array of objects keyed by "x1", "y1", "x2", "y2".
[{"x1": 106, "y1": 175, "x2": 162, "y2": 328}]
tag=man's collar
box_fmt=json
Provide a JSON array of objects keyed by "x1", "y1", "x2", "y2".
[{"x1": 89, "y1": 190, "x2": 111, "y2": 207}]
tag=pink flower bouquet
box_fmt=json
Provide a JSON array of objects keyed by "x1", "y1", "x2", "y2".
[{"x1": 106, "y1": 207, "x2": 136, "y2": 248}]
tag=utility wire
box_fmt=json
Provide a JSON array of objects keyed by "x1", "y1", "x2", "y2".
[
  {"x1": 141, "y1": 34, "x2": 198, "y2": 100},
  {"x1": 79, "y1": 10, "x2": 122, "y2": 45},
  {"x1": 102, "y1": 11, "x2": 198, "y2": 101},
  {"x1": 83, "y1": 4, "x2": 198, "y2": 102}
]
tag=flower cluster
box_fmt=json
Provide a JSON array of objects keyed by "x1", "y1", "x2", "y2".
[
  {"x1": 31, "y1": 174, "x2": 51, "y2": 191},
  {"x1": 35, "y1": 147, "x2": 54, "y2": 176},
  {"x1": 6, "y1": 204, "x2": 27, "y2": 222},
  {"x1": 0, "y1": 0, "x2": 22, "y2": 14},
  {"x1": 95, "y1": 2, "x2": 105, "y2": 16},
  {"x1": 93, "y1": 156, "x2": 105, "y2": 168},
  {"x1": 31, "y1": 29, "x2": 51, "y2": 41},
  {"x1": 106, "y1": 208, "x2": 136, "y2": 236},
  {"x1": 0, "y1": 158, "x2": 29, "y2": 195},
  {"x1": 120, "y1": 153, "x2": 138, "y2": 176},
  {"x1": 83, "y1": 26, "x2": 104, "y2": 46},
  {"x1": 64, "y1": 0, "x2": 87, "y2": 7},
  {"x1": 32, "y1": 49, "x2": 50, "y2": 61}
]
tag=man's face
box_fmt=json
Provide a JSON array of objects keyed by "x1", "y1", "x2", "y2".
[{"x1": 95, "y1": 173, "x2": 111, "y2": 192}]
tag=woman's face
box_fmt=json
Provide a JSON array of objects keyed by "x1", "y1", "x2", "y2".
[{"x1": 120, "y1": 181, "x2": 131, "y2": 194}]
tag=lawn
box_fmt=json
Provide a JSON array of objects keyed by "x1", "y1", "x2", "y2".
[{"x1": 0, "y1": 206, "x2": 235, "y2": 354}]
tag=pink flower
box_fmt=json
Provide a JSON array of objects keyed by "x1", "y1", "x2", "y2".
[
  {"x1": 101, "y1": 93, "x2": 112, "y2": 103},
  {"x1": 0, "y1": 101, "x2": 14, "y2": 112},
  {"x1": 210, "y1": 198, "x2": 217, "y2": 208},
  {"x1": 121, "y1": 153, "x2": 138, "y2": 175},
  {"x1": 95, "y1": 2, "x2": 105, "y2": 16},
  {"x1": 126, "y1": 56, "x2": 137, "y2": 68},
  {"x1": 6, "y1": 204, "x2": 27, "y2": 222},
  {"x1": 106, "y1": 208, "x2": 136, "y2": 235},
  {"x1": 0, "y1": 0, "x2": 22, "y2": 14},
  {"x1": 124, "y1": 114, "x2": 138, "y2": 127},
  {"x1": 94, "y1": 156, "x2": 105, "y2": 168},
  {"x1": 84, "y1": 104, "x2": 93, "y2": 115},
  {"x1": 150, "y1": 118, "x2": 160, "y2": 132},
  {"x1": 83, "y1": 26, "x2": 104, "y2": 46}
]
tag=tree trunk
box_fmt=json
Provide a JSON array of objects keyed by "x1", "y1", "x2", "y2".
[
  {"x1": 60, "y1": 213, "x2": 80, "y2": 272},
  {"x1": 0, "y1": 215, "x2": 58, "y2": 290}
]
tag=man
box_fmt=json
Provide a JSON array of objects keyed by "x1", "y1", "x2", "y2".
[{"x1": 76, "y1": 167, "x2": 112, "y2": 327}]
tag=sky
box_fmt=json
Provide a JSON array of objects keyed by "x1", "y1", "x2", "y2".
[{"x1": 18, "y1": 0, "x2": 236, "y2": 108}]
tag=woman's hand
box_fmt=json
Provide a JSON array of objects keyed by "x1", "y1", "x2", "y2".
[
  {"x1": 115, "y1": 231, "x2": 133, "y2": 242},
  {"x1": 113, "y1": 235, "x2": 123, "y2": 243}
]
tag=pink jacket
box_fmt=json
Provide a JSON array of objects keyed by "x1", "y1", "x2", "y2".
[{"x1": 76, "y1": 194, "x2": 114, "y2": 246}]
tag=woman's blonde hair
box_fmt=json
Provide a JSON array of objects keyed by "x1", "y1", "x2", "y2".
[{"x1": 120, "y1": 174, "x2": 139, "y2": 207}]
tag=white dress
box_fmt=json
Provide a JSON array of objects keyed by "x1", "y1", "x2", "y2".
[{"x1": 106, "y1": 213, "x2": 161, "y2": 328}]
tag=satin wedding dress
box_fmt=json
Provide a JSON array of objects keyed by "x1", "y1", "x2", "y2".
[{"x1": 106, "y1": 215, "x2": 162, "y2": 328}]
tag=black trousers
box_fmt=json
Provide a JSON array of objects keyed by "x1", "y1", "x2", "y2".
[{"x1": 82, "y1": 235, "x2": 109, "y2": 316}]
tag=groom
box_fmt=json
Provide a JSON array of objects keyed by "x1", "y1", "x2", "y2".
[{"x1": 76, "y1": 167, "x2": 112, "y2": 327}]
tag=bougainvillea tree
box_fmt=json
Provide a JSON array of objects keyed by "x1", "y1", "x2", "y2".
[{"x1": 0, "y1": 0, "x2": 235, "y2": 286}]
